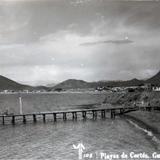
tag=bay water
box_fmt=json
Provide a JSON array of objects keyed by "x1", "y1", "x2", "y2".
[{"x1": 0, "y1": 92, "x2": 159, "y2": 159}]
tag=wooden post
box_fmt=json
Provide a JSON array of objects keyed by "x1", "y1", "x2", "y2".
[
  {"x1": 2, "y1": 116, "x2": 4, "y2": 125},
  {"x1": 111, "y1": 109, "x2": 115, "y2": 119},
  {"x1": 101, "y1": 110, "x2": 103, "y2": 118},
  {"x1": 53, "y1": 113, "x2": 57, "y2": 122},
  {"x1": 103, "y1": 110, "x2": 105, "y2": 118},
  {"x1": 12, "y1": 115, "x2": 15, "y2": 125},
  {"x1": 151, "y1": 107, "x2": 154, "y2": 111},
  {"x1": 92, "y1": 111, "x2": 97, "y2": 119},
  {"x1": 82, "y1": 111, "x2": 86, "y2": 119},
  {"x1": 63, "y1": 113, "x2": 67, "y2": 121},
  {"x1": 75, "y1": 112, "x2": 77, "y2": 120},
  {"x1": 101, "y1": 110, "x2": 105, "y2": 119},
  {"x1": 33, "y1": 114, "x2": 36, "y2": 123},
  {"x1": 43, "y1": 114, "x2": 46, "y2": 122},
  {"x1": 120, "y1": 108, "x2": 124, "y2": 115},
  {"x1": 72, "y1": 112, "x2": 75, "y2": 120},
  {"x1": 23, "y1": 115, "x2": 26, "y2": 124},
  {"x1": 92, "y1": 110, "x2": 94, "y2": 119},
  {"x1": 111, "y1": 110, "x2": 113, "y2": 119},
  {"x1": 72, "y1": 112, "x2": 77, "y2": 120}
]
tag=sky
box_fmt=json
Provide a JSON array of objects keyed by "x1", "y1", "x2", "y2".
[{"x1": 0, "y1": 0, "x2": 160, "y2": 86}]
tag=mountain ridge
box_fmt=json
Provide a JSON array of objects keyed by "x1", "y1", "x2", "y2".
[
  {"x1": 0, "y1": 75, "x2": 50, "y2": 91},
  {"x1": 52, "y1": 79, "x2": 89, "y2": 89},
  {"x1": 0, "y1": 70, "x2": 160, "y2": 90},
  {"x1": 146, "y1": 71, "x2": 160, "y2": 86},
  {"x1": 53, "y1": 78, "x2": 144, "y2": 89},
  {"x1": 53, "y1": 71, "x2": 160, "y2": 89},
  {"x1": 0, "y1": 75, "x2": 31, "y2": 91}
]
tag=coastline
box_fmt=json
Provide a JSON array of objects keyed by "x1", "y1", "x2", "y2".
[
  {"x1": 123, "y1": 111, "x2": 160, "y2": 150},
  {"x1": 125, "y1": 111, "x2": 160, "y2": 135},
  {"x1": 102, "y1": 91, "x2": 160, "y2": 148},
  {"x1": 102, "y1": 91, "x2": 160, "y2": 133},
  {"x1": 123, "y1": 111, "x2": 160, "y2": 151}
]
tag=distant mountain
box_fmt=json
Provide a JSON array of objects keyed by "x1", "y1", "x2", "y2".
[
  {"x1": 0, "y1": 75, "x2": 31, "y2": 91},
  {"x1": 53, "y1": 79, "x2": 90, "y2": 89},
  {"x1": 0, "y1": 75, "x2": 52, "y2": 91},
  {"x1": 46, "y1": 83, "x2": 57, "y2": 87},
  {"x1": 1, "y1": 70, "x2": 160, "y2": 91},
  {"x1": 53, "y1": 78, "x2": 144, "y2": 90},
  {"x1": 146, "y1": 71, "x2": 160, "y2": 86},
  {"x1": 88, "y1": 79, "x2": 143, "y2": 88},
  {"x1": 106, "y1": 78, "x2": 144, "y2": 87},
  {"x1": 35, "y1": 86, "x2": 50, "y2": 91}
]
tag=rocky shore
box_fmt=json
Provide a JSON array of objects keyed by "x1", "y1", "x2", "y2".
[{"x1": 103, "y1": 91, "x2": 160, "y2": 108}]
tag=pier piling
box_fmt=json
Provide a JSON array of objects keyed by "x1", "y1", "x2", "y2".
[
  {"x1": 43, "y1": 114, "x2": 46, "y2": 122},
  {"x1": 72, "y1": 112, "x2": 77, "y2": 120},
  {"x1": 72, "y1": 112, "x2": 74, "y2": 120},
  {"x1": 111, "y1": 109, "x2": 115, "y2": 119},
  {"x1": 2, "y1": 116, "x2": 4, "y2": 125},
  {"x1": 101, "y1": 110, "x2": 105, "y2": 119},
  {"x1": 23, "y1": 115, "x2": 26, "y2": 124},
  {"x1": 75, "y1": 112, "x2": 77, "y2": 120},
  {"x1": 53, "y1": 113, "x2": 57, "y2": 122},
  {"x1": 82, "y1": 111, "x2": 86, "y2": 119},
  {"x1": 92, "y1": 110, "x2": 97, "y2": 119},
  {"x1": 12, "y1": 116, "x2": 15, "y2": 125},
  {"x1": 63, "y1": 113, "x2": 67, "y2": 121},
  {"x1": 120, "y1": 108, "x2": 125, "y2": 115},
  {"x1": 33, "y1": 114, "x2": 37, "y2": 123}
]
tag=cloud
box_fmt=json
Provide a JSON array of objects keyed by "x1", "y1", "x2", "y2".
[
  {"x1": 0, "y1": 0, "x2": 160, "y2": 85},
  {"x1": 80, "y1": 38, "x2": 134, "y2": 46},
  {"x1": 70, "y1": 0, "x2": 92, "y2": 6}
]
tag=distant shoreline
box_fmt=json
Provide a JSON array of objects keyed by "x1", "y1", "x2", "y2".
[{"x1": 0, "y1": 90, "x2": 108, "y2": 95}]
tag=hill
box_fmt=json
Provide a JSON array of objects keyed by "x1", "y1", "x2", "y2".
[
  {"x1": 53, "y1": 78, "x2": 144, "y2": 90},
  {"x1": 104, "y1": 78, "x2": 144, "y2": 87},
  {"x1": 46, "y1": 83, "x2": 57, "y2": 87},
  {"x1": 0, "y1": 75, "x2": 31, "y2": 91},
  {"x1": 53, "y1": 79, "x2": 90, "y2": 90},
  {"x1": 146, "y1": 71, "x2": 160, "y2": 86}
]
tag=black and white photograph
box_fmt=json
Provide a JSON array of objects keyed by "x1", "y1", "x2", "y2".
[{"x1": 0, "y1": 0, "x2": 160, "y2": 159}]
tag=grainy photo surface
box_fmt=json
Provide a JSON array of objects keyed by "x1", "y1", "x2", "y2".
[{"x1": 0, "y1": 0, "x2": 160, "y2": 159}]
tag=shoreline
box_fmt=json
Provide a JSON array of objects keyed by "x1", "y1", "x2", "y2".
[
  {"x1": 123, "y1": 111, "x2": 160, "y2": 150},
  {"x1": 102, "y1": 91, "x2": 160, "y2": 142},
  {"x1": 125, "y1": 111, "x2": 160, "y2": 134}
]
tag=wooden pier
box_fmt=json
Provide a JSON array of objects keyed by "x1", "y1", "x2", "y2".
[{"x1": 0, "y1": 106, "x2": 158, "y2": 125}]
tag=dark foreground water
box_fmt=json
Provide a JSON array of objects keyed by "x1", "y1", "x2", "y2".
[
  {"x1": 0, "y1": 93, "x2": 159, "y2": 159},
  {"x1": 0, "y1": 118, "x2": 159, "y2": 160}
]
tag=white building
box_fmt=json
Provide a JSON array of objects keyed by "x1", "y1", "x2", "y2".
[{"x1": 153, "y1": 87, "x2": 160, "y2": 91}]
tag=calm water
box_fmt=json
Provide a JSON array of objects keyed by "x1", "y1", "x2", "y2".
[
  {"x1": 0, "y1": 93, "x2": 159, "y2": 159},
  {"x1": 0, "y1": 92, "x2": 107, "y2": 114}
]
